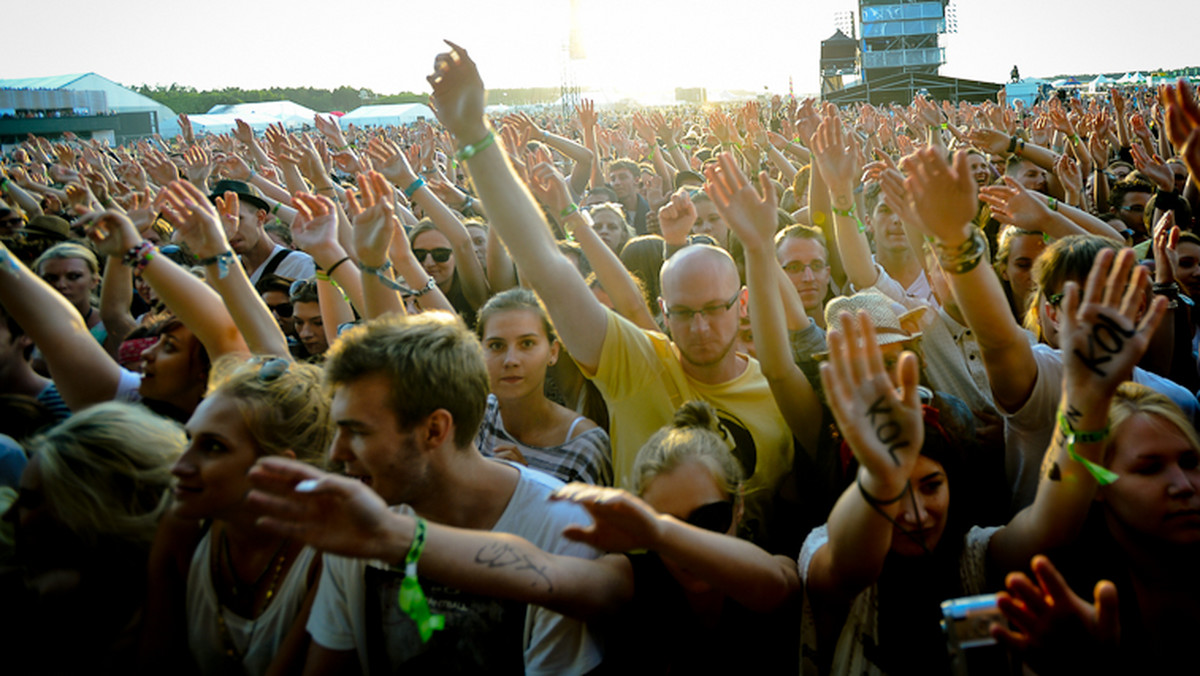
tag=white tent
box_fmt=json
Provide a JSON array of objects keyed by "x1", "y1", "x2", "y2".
[
  {"x1": 0, "y1": 72, "x2": 179, "y2": 136},
  {"x1": 186, "y1": 112, "x2": 278, "y2": 135},
  {"x1": 206, "y1": 100, "x2": 317, "y2": 128},
  {"x1": 1087, "y1": 75, "x2": 1112, "y2": 94},
  {"x1": 340, "y1": 103, "x2": 435, "y2": 127}
]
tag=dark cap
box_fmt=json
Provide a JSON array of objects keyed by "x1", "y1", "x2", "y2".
[{"x1": 209, "y1": 179, "x2": 271, "y2": 213}]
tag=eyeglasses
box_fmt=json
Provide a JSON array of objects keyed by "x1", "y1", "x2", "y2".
[
  {"x1": 256, "y1": 357, "x2": 290, "y2": 382},
  {"x1": 267, "y1": 301, "x2": 293, "y2": 318},
  {"x1": 413, "y1": 247, "x2": 452, "y2": 263},
  {"x1": 663, "y1": 288, "x2": 742, "y2": 322},
  {"x1": 289, "y1": 278, "x2": 316, "y2": 298},
  {"x1": 783, "y1": 259, "x2": 828, "y2": 274},
  {"x1": 685, "y1": 500, "x2": 734, "y2": 534}
]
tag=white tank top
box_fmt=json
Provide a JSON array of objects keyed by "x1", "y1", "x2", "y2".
[{"x1": 186, "y1": 530, "x2": 317, "y2": 675}]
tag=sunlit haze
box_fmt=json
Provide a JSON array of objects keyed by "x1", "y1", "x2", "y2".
[{"x1": 7, "y1": 0, "x2": 1197, "y2": 103}]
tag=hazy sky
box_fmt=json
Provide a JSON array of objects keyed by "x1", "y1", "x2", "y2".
[{"x1": 6, "y1": 0, "x2": 1197, "y2": 100}]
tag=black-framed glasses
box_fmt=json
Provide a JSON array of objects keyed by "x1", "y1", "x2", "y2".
[
  {"x1": 413, "y1": 247, "x2": 452, "y2": 263},
  {"x1": 256, "y1": 357, "x2": 290, "y2": 382},
  {"x1": 268, "y1": 301, "x2": 293, "y2": 318},
  {"x1": 663, "y1": 288, "x2": 742, "y2": 322},
  {"x1": 686, "y1": 500, "x2": 734, "y2": 534},
  {"x1": 783, "y1": 259, "x2": 828, "y2": 274}
]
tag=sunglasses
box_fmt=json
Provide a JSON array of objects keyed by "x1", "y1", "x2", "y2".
[
  {"x1": 686, "y1": 501, "x2": 734, "y2": 534},
  {"x1": 268, "y1": 301, "x2": 293, "y2": 318},
  {"x1": 413, "y1": 247, "x2": 452, "y2": 263}
]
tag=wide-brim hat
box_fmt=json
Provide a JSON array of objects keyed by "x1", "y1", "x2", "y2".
[
  {"x1": 822, "y1": 289, "x2": 925, "y2": 348},
  {"x1": 209, "y1": 179, "x2": 270, "y2": 212},
  {"x1": 21, "y1": 214, "x2": 70, "y2": 241}
]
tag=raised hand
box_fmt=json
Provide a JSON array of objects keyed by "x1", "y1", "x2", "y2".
[
  {"x1": 290, "y1": 192, "x2": 341, "y2": 259},
  {"x1": 656, "y1": 189, "x2": 697, "y2": 246},
  {"x1": 818, "y1": 311, "x2": 923, "y2": 499},
  {"x1": 84, "y1": 210, "x2": 143, "y2": 259},
  {"x1": 345, "y1": 171, "x2": 396, "y2": 267},
  {"x1": 967, "y1": 128, "x2": 1012, "y2": 155},
  {"x1": 527, "y1": 161, "x2": 573, "y2": 218},
  {"x1": 232, "y1": 118, "x2": 256, "y2": 147},
  {"x1": 551, "y1": 483, "x2": 664, "y2": 553},
  {"x1": 1058, "y1": 248, "x2": 1166, "y2": 409},
  {"x1": 809, "y1": 113, "x2": 861, "y2": 199},
  {"x1": 1160, "y1": 79, "x2": 1200, "y2": 181},
  {"x1": 576, "y1": 99, "x2": 597, "y2": 129},
  {"x1": 247, "y1": 457, "x2": 400, "y2": 561},
  {"x1": 979, "y1": 177, "x2": 1054, "y2": 231},
  {"x1": 903, "y1": 148, "x2": 978, "y2": 244},
  {"x1": 1129, "y1": 143, "x2": 1174, "y2": 192},
  {"x1": 703, "y1": 152, "x2": 777, "y2": 252},
  {"x1": 993, "y1": 555, "x2": 1120, "y2": 665},
  {"x1": 182, "y1": 145, "x2": 215, "y2": 187},
  {"x1": 1151, "y1": 213, "x2": 1180, "y2": 285},
  {"x1": 427, "y1": 41, "x2": 488, "y2": 142},
  {"x1": 1054, "y1": 154, "x2": 1083, "y2": 201},
  {"x1": 219, "y1": 154, "x2": 254, "y2": 181},
  {"x1": 143, "y1": 149, "x2": 180, "y2": 186},
  {"x1": 366, "y1": 136, "x2": 418, "y2": 188},
  {"x1": 314, "y1": 114, "x2": 347, "y2": 149},
  {"x1": 155, "y1": 180, "x2": 228, "y2": 258},
  {"x1": 177, "y1": 113, "x2": 195, "y2": 146}
]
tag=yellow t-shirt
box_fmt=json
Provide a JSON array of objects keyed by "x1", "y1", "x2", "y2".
[{"x1": 585, "y1": 310, "x2": 793, "y2": 543}]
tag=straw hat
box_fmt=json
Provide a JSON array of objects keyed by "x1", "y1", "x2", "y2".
[{"x1": 822, "y1": 289, "x2": 925, "y2": 347}]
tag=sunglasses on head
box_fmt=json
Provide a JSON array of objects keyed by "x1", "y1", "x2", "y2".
[
  {"x1": 685, "y1": 500, "x2": 734, "y2": 534},
  {"x1": 413, "y1": 247, "x2": 452, "y2": 263}
]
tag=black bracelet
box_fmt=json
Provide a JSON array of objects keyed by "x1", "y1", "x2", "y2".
[
  {"x1": 1006, "y1": 135, "x2": 1019, "y2": 154},
  {"x1": 936, "y1": 228, "x2": 987, "y2": 275},
  {"x1": 326, "y1": 256, "x2": 352, "y2": 277},
  {"x1": 857, "y1": 476, "x2": 911, "y2": 506}
]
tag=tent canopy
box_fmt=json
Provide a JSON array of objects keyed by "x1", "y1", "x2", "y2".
[
  {"x1": 205, "y1": 100, "x2": 317, "y2": 128},
  {"x1": 340, "y1": 103, "x2": 435, "y2": 127}
]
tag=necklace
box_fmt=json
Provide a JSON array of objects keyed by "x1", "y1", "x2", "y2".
[
  {"x1": 221, "y1": 529, "x2": 285, "y2": 598},
  {"x1": 213, "y1": 531, "x2": 290, "y2": 662}
]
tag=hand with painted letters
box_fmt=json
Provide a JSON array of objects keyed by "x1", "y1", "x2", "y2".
[
  {"x1": 819, "y1": 311, "x2": 923, "y2": 500},
  {"x1": 1058, "y1": 248, "x2": 1166, "y2": 412}
]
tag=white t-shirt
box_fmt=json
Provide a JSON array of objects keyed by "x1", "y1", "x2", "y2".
[
  {"x1": 248, "y1": 244, "x2": 315, "y2": 285},
  {"x1": 854, "y1": 260, "x2": 938, "y2": 311},
  {"x1": 306, "y1": 463, "x2": 602, "y2": 675},
  {"x1": 1001, "y1": 343, "x2": 1200, "y2": 510}
]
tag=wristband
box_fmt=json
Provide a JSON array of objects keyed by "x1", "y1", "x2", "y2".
[
  {"x1": 1006, "y1": 135, "x2": 1019, "y2": 154},
  {"x1": 831, "y1": 203, "x2": 867, "y2": 233},
  {"x1": 1048, "y1": 197, "x2": 1058, "y2": 211},
  {"x1": 455, "y1": 130, "x2": 496, "y2": 161},
  {"x1": 935, "y1": 228, "x2": 987, "y2": 275},
  {"x1": 1056, "y1": 410, "x2": 1118, "y2": 485},
  {"x1": 411, "y1": 276, "x2": 437, "y2": 298},
  {"x1": 316, "y1": 185, "x2": 337, "y2": 194},
  {"x1": 857, "y1": 476, "x2": 911, "y2": 506},
  {"x1": 315, "y1": 271, "x2": 330, "y2": 282},
  {"x1": 325, "y1": 256, "x2": 351, "y2": 278},
  {"x1": 121, "y1": 241, "x2": 157, "y2": 275},
  {"x1": 0, "y1": 247, "x2": 18, "y2": 275},
  {"x1": 271, "y1": 201, "x2": 281, "y2": 215},
  {"x1": 404, "y1": 177, "x2": 426, "y2": 199},
  {"x1": 559, "y1": 203, "x2": 579, "y2": 220},
  {"x1": 360, "y1": 260, "x2": 421, "y2": 295},
  {"x1": 1, "y1": 179, "x2": 11, "y2": 192},
  {"x1": 393, "y1": 516, "x2": 445, "y2": 642},
  {"x1": 196, "y1": 250, "x2": 235, "y2": 279}
]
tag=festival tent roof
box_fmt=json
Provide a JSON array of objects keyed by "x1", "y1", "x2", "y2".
[
  {"x1": 205, "y1": 100, "x2": 317, "y2": 128},
  {"x1": 0, "y1": 72, "x2": 179, "y2": 136},
  {"x1": 186, "y1": 112, "x2": 277, "y2": 135},
  {"x1": 339, "y1": 103, "x2": 436, "y2": 126}
]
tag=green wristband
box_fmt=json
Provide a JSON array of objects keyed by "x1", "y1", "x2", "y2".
[
  {"x1": 1056, "y1": 410, "x2": 1118, "y2": 485},
  {"x1": 396, "y1": 517, "x2": 445, "y2": 642}
]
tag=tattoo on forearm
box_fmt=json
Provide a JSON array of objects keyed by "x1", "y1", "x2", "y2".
[
  {"x1": 1073, "y1": 313, "x2": 1135, "y2": 377},
  {"x1": 474, "y1": 543, "x2": 554, "y2": 592},
  {"x1": 867, "y1": 395, "x2": 911, "y2": 466}
]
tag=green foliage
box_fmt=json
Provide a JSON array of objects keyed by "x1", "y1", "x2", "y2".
[{"x1": 131, "y1": 84, "x2": 426, "y2": 114}]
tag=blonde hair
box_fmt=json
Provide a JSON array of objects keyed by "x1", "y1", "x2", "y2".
[
  {"x1": 24, "y1": 402, "x2": 182, "y2": 549},
  {"x1": 33, "y1": 241, "x2": 100, "y2": 277},
  {"x1": 629, "y1": 400, "x2": 744, "y2": 497},
  {"x1": 1105, "y1": 382, "x2": 1200, "y2": 465},
  {"x1": 205, "y1": 355, "x2": 333, "y2": 465}
]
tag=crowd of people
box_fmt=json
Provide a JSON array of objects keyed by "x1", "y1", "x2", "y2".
[{"x1": 1, "y1": 41, "x2": 1198, "y2": 674}]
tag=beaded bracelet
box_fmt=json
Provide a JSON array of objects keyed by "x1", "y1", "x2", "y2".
[
  {"x1": 122, "y1": 241, "x2": 157, "y2": 276},
  {"x1": 196, "y1": 250, "x2": 235, "y2": 279},
  {"x1": 455, "y1": 131, "x2": 496, "y2": 162},
  {"x1": 1056, "y1": 410, "x2": 1118, "y2": 485},
  {"x1": 935, "y1": 228, "x2": 987, "y2": 275}
]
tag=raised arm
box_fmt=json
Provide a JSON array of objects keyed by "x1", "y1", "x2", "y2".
[
  {"x1": 807, "y1": 312, "x2": 925, "y2": 604},
  {"x1": 904, "y1": 149, "x2": 1039, "y2": 413},
  {"x1": 989, "y1": 248, "x2": 1166, "y2": 572},
  {"x1": 514, "y1": 112, "x2": 595, "y2": 197},
  {"x1": 157, "y1": 181, "x2": 286, "y2": 358},
  {"x1": 811, "y1": 111, "x2": 876, "y2": 291},
  {"x1": 529, "y1": 162, "x2": 657, "y2": 332},
  {"x1": 705, "y1": 153, "x2": 821, "y2": 455},
  {"x1": 428, "y1": 42, "x2": 609, "y2": 372}
]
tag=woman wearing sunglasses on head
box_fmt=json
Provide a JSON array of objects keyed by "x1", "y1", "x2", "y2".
[
  {"x1": 140, "y1": 355, "x2": 333, "y2": 676},
  {"x1": 248, "y1": 400, "x2": 803, "y2": 673}
]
